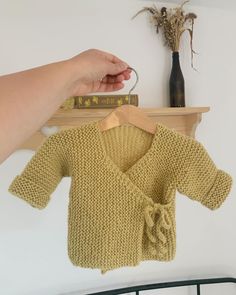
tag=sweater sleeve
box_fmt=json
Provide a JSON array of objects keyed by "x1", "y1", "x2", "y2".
[
  {"x1": 176, "y1": 139, "x2": 233, "y2": 210},
  {"x1": 8, "y1": 132, "x2": 69, "y2": 209}
]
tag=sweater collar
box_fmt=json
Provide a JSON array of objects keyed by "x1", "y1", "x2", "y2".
[{"x1": 92, "y1": 120, "x2": 163, "y2": 175}]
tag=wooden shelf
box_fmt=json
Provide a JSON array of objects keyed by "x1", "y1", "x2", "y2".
[{"x1": 19, "y1": 107, "x2": 210, "y2": 151}]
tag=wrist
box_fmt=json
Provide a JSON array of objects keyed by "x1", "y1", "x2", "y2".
[{"x1": 65, "y1": 56, "x2": 85, "y2": 97}]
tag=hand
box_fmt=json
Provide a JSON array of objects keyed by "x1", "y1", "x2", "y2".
[{"x1": 68, "y1": 49, "x2": 131, "y2": 96}]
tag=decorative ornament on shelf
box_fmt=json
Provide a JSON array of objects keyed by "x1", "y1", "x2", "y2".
[
  {"x1": 59, "y1": 95, "x2": 139, "y2": 109},
  {"x1": 132, "y1": 0, "x2": 197, "y2": 107}
]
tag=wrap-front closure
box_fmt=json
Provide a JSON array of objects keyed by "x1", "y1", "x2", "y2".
[{"x1": 93, "y1": 120, "x2": 174, "y2": 274}]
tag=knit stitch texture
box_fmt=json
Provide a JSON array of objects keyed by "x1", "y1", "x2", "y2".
[{"x1": 8, "y1": 121, "x2": 233, "y2": 274}]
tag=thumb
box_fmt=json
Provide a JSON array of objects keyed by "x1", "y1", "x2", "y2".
[{"x1": 107, "y1": 62, "x2": 128, "y2": 76}]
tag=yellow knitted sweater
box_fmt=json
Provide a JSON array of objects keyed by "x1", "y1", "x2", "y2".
[{"x1": 8, "y1": 121, "x2": 233, "y2": 274}]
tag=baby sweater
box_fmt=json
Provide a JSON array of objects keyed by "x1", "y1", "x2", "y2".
[{"x1": 8, "y1": 121, "x2": 233, "y2": 274}]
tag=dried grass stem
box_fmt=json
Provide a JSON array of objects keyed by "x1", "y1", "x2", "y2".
[{"x1": 133, "y1": 1, "x2": 197, "y2": 69}]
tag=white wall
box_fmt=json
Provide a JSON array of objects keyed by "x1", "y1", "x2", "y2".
[{"x1": 0, "y1": 1, "x2": 236, "y2": 294}]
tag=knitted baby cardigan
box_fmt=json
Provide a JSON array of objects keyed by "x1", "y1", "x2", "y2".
[{"x1": 8, "y1": 121, "x2": 233, "y2": 274}]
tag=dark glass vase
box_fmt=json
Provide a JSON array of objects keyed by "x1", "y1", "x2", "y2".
[{"x1": 169, "y1": 51, "x2": 185, "y2": 107}]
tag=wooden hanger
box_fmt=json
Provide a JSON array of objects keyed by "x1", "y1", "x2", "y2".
[{"x1": 97, "y1": 67, "x2": 157, "y2": 134}]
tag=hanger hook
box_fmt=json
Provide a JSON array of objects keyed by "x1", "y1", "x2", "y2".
[{"x1": 127, "y1": 67, "x2": 139, "y2": 105}]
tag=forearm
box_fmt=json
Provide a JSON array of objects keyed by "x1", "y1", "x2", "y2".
[
  {"x1": 0, "y1": 58, "x2": 75, "y2": 163},
  {"x1": 0, "y1": 48, "x2": 130, "y2": 164}
]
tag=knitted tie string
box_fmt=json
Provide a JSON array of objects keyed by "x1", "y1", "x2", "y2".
[{"x1": 144, "y1": 202, "x2": 171, "y2": 255}]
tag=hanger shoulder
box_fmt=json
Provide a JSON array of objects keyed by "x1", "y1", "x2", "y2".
[{"x1": 98, "y1": 105, "x2": 156, "y2": 134}]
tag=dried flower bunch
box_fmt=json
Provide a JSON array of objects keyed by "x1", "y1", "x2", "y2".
[{"x1": 132, "y1": 0, "x2": 197, "y2": 68}]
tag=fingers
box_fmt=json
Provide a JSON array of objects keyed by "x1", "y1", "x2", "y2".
[
  {"x1": 104, "y1": 52, "x2": 130, "y2": 76},
  {"x1": 98, "y1": 71, "x2": 131, "y2": 92},
  {"x1": 101, "y1": 69, "x2": 131, "y2": 84},
  {"x1": 123, "y1": 69, "x2": 132, "y2": 79},
  {"x1": 88, "y1": 49, "x2": 132, "y2": 83},
  {"x1": 102, "y1": 74, "x2": 129, "y2": 84},
  {"x1": 107, "y1": 62, "x2": 129, "y2": 76},
  {"x1": 98, "y1": 82, "x2": 125, "y2": 92},
  {"x1": 94, "y1": 66, "x2": 132, "y2": 93}
]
